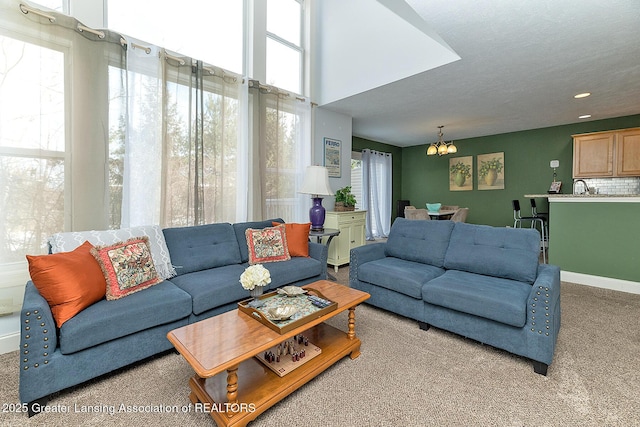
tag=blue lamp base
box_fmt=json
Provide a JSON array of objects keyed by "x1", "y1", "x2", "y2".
[{"x1": 309, "y1": 197, "x2": 326, "y2": 231}]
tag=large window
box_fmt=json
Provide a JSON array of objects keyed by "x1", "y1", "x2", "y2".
[
  {"x1": 108, "y1": 0, "x2": 244, "y2": 75},
  {"x1": 0, "y1": 35, "x2": 66, "y2": 261}
]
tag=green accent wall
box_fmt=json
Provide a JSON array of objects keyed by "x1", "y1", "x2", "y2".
[
  {"x1": 401, "y1": 115, "x2": 640, "y2": 227},
  {"x1": 550, "y1": 201, "x2": 640, "y2": 282},
  {"x1": 352, "y1": 136, "x2": 403, "y2": 220}
]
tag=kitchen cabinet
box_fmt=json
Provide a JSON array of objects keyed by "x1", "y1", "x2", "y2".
[
  {"x1": 573, "y1": 128, "x2": 640, "y2": 178},
  {"x1": 323, "y1": 210, "x2": 366, "y2": 272},
  {"x1": 616, "y1": 129, "x2": 640, "y2": 176}
]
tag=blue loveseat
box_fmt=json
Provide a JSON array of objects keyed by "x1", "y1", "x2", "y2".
[
  {"x1": 350, "y1": 218, "x2": 561, "y2": 375},
  {"x1": 19, "y1": 218, "x2": 327, "y2": 413}
]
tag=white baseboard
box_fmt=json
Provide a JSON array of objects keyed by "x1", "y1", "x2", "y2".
[
  {"x1": 0, "y1": 332, "x2": 19, "y2": 354},
  {"x1": 561, "y1": 271, "x2": 640, "y2": 295}
]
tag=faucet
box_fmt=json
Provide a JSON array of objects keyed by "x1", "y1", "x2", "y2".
[{"x1": 573, "y1": 179, "x2": 590, "y2": 195}]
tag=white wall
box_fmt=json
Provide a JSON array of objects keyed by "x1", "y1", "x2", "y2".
[
  {"x1": 312, "y1": 0, "x2": 459, "y2": 105},
  {"x1": 313, "y1": 107, "x2": 353, "y2": 209}
]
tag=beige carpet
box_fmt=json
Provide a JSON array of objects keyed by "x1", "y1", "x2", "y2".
[{"x1": 2, "y1": 267, "x2": 640, "y2": 426}]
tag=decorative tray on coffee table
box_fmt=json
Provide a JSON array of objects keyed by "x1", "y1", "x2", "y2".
[{"x1": 238, "y1": 286, "x2": 338, "y2": 334}]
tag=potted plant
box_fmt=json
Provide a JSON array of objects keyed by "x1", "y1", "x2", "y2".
[
  {"x1": 334, "y1": 186, "x2": 356, "y2": 211},
  {"x1": 479, "y1": 157, "x2": 503, "y2": 186},
  {"x1": 450, "y1": 161, "x2": 472, "y2": 187}
]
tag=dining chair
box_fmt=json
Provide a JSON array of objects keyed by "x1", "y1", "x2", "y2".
[
  {"x1": 397, "y1": 200, "x2": 411, "y2": 218},
  {"x1": 441, "y1": 205, "x2": 459, "y2": 211},
  {"x1": 405, "y1": 208, "x2": 430, "y2": 220},
  {"x1": 450, "y1": 208, "x2": 469, "y2": 222},
  {"x1": 512, "y1": 200, "x2": 546, "y2": 263}
]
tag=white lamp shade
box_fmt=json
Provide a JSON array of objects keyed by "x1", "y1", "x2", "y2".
[{"x1": 299, "y1": 165, "x2": 334, "y2": 196}]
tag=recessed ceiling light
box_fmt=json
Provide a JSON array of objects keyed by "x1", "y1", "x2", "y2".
[
  {"x1": 574, "y1": 92, "x2": 591, "y2": 99},
  {"x1": 579, "y1": 114, "x2": 592, "y2": 119}
]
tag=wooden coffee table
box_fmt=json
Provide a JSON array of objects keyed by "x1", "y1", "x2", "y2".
[{"x1": 167, "y1": 280, "x2": 370, "y2": 426}]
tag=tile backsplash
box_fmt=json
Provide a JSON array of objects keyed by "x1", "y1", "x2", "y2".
[{"x1": 578, "y1": 177, "x2": 640, "y2": 195}]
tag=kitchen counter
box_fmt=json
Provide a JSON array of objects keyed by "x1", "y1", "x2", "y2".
[
  {"x1": 525, "y1": 194, "x2": 640, "y2": 201},
  {"x1": 542, "y1": 196, "x2": 640, "y2": 290}
]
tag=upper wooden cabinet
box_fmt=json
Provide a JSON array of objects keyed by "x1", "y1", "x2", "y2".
[
  {"x1": 616, "y1": 129, "x2": 640, "y2": 176},
  {"x1": 573, "y1": 128, "x2": 640, "y2": 178}
]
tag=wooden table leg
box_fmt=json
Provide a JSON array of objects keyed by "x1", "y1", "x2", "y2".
[
  {"x1": 348, "y1": 306, "x2": 357, "y2": 340},
  {"x1": 226, "y1": 365, "x2": 239, "y2": 406},
  {"x1": 348, "y1": 306, "x2": 362, "y2": 359}
]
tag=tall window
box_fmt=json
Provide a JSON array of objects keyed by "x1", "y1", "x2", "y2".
[
  {"x1": 266, "y1": 0, "x2": 303, "y2": 94},
  {"x1": 108, "y1": 0, "x2": 244, "y2": 75},
  {"x1": 0, "y1": 35, "x2": 66, "y2": 261}
]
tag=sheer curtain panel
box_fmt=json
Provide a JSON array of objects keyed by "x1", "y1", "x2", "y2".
[
  {"x1": 249, "y1": 81, "x2": 311, "y2": 222},
  {"x1": 362, "y1": 149, "x2": 392, "y2": 240}
]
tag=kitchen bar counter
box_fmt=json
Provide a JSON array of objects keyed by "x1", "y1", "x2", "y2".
[
  {"x1": 525, "y1": 193, "x2": 640, "y2": 199},
  {"x1": 538, "y1": 195, "x2": 640, "y2": 292}
]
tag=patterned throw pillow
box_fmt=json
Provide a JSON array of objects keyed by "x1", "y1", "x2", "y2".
[
  {"x1": 90, "y1": 236, "x2": 161, "y2": 300},
  {"x1": 245, "y1": 225, "x2": 291, "y2": 265}
]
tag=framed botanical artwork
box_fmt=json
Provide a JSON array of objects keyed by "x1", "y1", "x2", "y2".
[
  {"x1": 477, "y1": 152, "x2": 505, "y2": 190},
  {"x1": 324, "y1": 137, "x2": 341, "y2": 178},
  {"x1": 449, "y1": 156, "x2": 473, "y2": 191}
]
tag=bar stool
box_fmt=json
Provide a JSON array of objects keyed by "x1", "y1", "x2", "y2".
[
  {"x1": 512, "y1": 200, "x2": 546, "y2": 263},
  {"x1": 530, "y1": 199, "x2": 549, "y2": 244}
]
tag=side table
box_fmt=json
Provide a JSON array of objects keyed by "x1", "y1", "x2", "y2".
[{"x1": 309, "y1": 228, "x2": 340, "y2": 281}]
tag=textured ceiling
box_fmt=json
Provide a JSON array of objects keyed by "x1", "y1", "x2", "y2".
[{"x1": 320, "y1": 0, "x2": 640, "y2": 147}]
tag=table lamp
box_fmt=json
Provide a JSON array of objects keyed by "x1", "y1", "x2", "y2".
[{"x1": 299, "y1": 165, "x2": 334, "y2": 231}]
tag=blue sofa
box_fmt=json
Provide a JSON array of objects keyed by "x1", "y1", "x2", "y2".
[
  {"x1": 350, "y1": 218, "x2": 561, "y2": 375},
  {"x1": 19, "y1": 218, "x2": 327, "y2": 413}
]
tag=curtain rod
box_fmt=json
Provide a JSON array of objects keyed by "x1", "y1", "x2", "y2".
[
  {"x1": 19, "y1": 4, "x2": 55, "y2": 22},
  {"x1": 164, "y1": 52, "x2": 186, "y2": 66},
  {"x1": 249, "y1": 80, "x2": 307, "y2": 102},
  {"x1": 77, "y1": 24, "x2": 105, "y2": 39}
]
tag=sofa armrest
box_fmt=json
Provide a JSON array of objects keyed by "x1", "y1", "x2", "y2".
[
  {"x1": 526, "y1": 264, "x2": 561, "y2": 365},
  {"x1": 20, "y1": 282, "x2": 58, "y2": 370},
  {"x1": 349, "y1": 243, "x2": 387, "y2": 284},
  {"x1": 308, "y1": 241, "x2": 328, "y2": 264}
]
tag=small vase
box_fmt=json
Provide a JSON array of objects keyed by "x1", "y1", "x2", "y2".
[
  {"x1": 485, "y1": 169, "x2": 497, "y2": 186},
  {"x1": 250, "y1": 286, "x2": 264, "y2": 298}
]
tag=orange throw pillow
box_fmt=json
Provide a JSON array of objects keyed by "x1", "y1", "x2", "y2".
[
  {"x1": 273, "y1": 222, "x2": 311, "y2": 257},
  {"x1": 26, "y1": 241, "x2": 106, "y2": 328}
]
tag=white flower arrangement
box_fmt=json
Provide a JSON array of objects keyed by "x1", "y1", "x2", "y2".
[{"x1": 239, "y1": 264, "x2": 271, "y2": 291}]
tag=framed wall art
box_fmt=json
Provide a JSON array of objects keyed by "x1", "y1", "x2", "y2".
[
  {"x1": 477, "y1": 152, "x2": 505, "y2": 190},
  {"x1": 449, "y1": 156, "x2": 473, "y2": 191},
  {"x1": 324, "y1": 137, "x2": 341, "y2": 178}
]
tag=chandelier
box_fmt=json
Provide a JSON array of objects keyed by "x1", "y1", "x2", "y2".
[{"x1": 426, "y1": 126, "x2": 457, "y2": 156}]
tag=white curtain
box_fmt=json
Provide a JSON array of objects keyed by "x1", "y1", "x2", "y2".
[
  {"x1": 249, "y1": 81, "x2": 311, "y2": 222},
  {"x1": 362, "y1": 149, "x2": 392, "y2": 240},
  {"x1": 111, "y1": 41, "x2": 247, "y2": 228}
]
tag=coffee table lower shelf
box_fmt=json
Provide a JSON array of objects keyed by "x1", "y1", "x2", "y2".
[{"x1": 188, "y1": 323, "x2": 361, "y2": 427}]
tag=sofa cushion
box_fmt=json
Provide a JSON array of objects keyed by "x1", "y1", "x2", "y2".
[
  {"x1": 358, "y1": 257, "x2": 446, "y2": 299},
  {"x1": 257, "y1": 256, "x2": 324, "y2": 289},
  {"x1": 385, "y1": 218, "x2": 454, "y2": 268},
  {"x1": 163, "y1": 223, "x2": 242, "y2": 275},
  {"x1": 26, "y1": 241, "x2": 107, "y2": 328},
  {"x1": 423, "y1": 270, "x2": 531, "y2": 327},
  {"x1": 273, "y1": 222, "x2": 311, "y2": 257},
  {"x1": 91, "y1": 236, "x2": 161, "y2": 300},
  {"x1": 168, "y1": 264, "x2": 248, "y2": 315},
  {"x1": 444, "y1": 222, "x2": 540, "y2": 284},
  {"x1": 233, "y1": 218, "x2": 284, "y2": 263},
  {"x1": 245, "y1": 225, "x2": 291, "y2": 264},
  {"x1": 59, "y1": 280, "x2": 191, "y2": 354}
]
